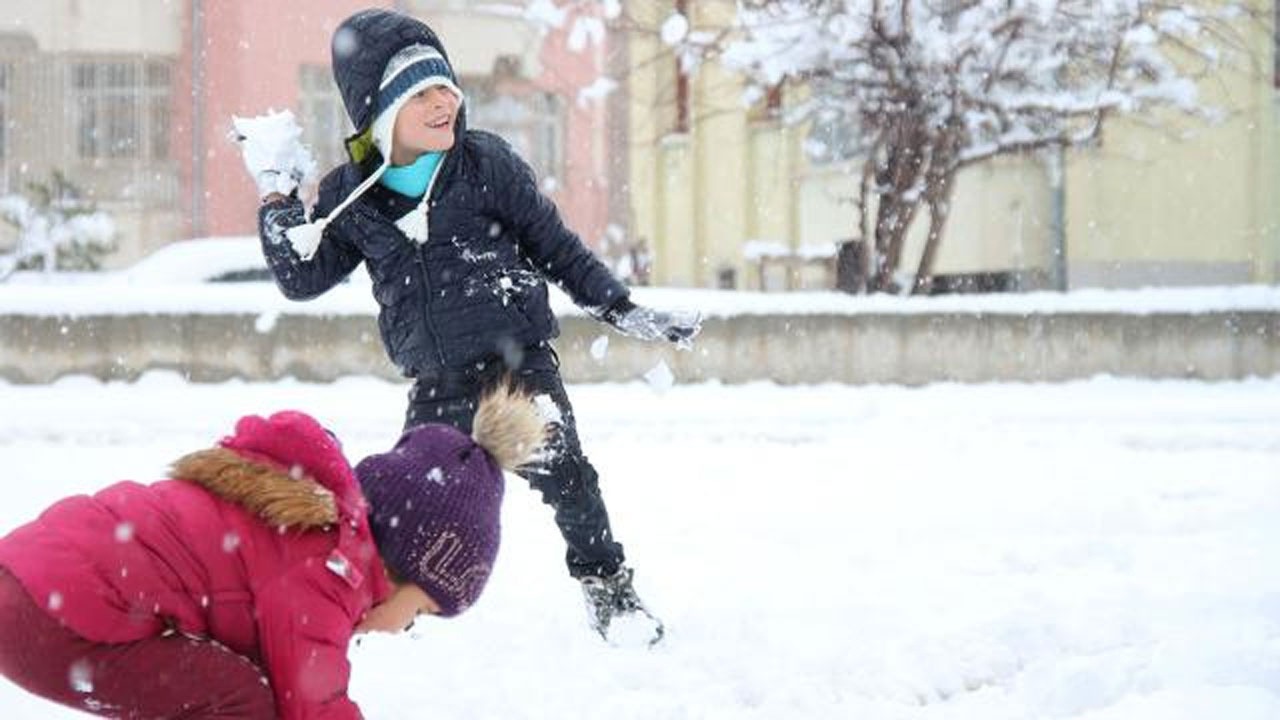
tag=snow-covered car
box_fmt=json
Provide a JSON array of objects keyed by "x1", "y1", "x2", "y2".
[
  {"x1": 4, "y1": 236, "x2": 274, "y2": 285},
  {"x1": 113, "y1": 236, "x2": 274, "y2": 284}
]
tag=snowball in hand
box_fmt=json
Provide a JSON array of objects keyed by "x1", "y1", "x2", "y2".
[{"x1": 231, "y1": 110, "x2": 317, "y2": 197}]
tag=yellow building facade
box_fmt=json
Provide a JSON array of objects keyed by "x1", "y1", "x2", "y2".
[{"x1": 622, "y1": 1, "x2": 1280, "y2": 291}]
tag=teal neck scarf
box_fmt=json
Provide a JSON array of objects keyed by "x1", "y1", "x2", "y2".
[{"x1": 380, "y1": 151, "x2": 444, "y2": 198}]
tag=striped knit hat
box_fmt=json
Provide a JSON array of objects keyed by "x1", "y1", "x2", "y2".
[{"x1": 286, "y1": 43, "x2": 464, "y2": 257}]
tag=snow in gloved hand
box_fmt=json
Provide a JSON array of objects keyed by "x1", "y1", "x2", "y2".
[{"x1": 230, "y1": 110, "x2": 317, "y2": 200}]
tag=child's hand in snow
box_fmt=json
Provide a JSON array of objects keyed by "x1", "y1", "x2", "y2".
[{"x1": 231, "y1": 110, "x2": 317, "y2": 199}]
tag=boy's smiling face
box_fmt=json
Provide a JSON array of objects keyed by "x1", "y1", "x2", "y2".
[{"x1": 390, "y1": 85, "x2": 461, "y2": 165}]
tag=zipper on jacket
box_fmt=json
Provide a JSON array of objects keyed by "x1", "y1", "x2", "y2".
[{"x1": 415, "y1": 151, "x2": 451, "y2": 369}]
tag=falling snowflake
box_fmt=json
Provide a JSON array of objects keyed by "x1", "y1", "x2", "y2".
[
  {"x1": 534, "y1": 394, "x2": 563, "y2": 425},
  {"x1": 254, "y1": 311, "x2": 278, "y2": 334},
  {"x1": 644, "y1": 360, "x2": 675, "y2": 392},
  {"x1": 590, "y1": 335, "x2": 610, "y2": 361},
  {"x1": 68, "y1": 659, "x2": 94, "y2": 694}
]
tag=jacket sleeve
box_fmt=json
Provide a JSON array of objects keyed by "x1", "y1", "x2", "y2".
[
  {"x1": 257, "y1": 168, "x2": 364, "y2": 301},
  {"x1": 487, "y1": 136, "x2": 629, "y2": 313},
  {"x1": 255, "y1": 562, "x2": 364, "y2": 720}
]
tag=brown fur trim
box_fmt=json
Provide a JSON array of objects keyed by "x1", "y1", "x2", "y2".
[
  {"x1": 472, "y1": 382, "x2": 548, "y2": 472},
  {"x1": 170, "y1": 447, "x2": 338, "y2": 529}
]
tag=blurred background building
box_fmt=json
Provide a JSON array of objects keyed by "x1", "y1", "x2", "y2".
[
  {"x1": 0, "y1": 0, "x2": 611, "y2": 269},
  {"x1": 0, "y1": 0, "x2": 1275, "y2": 291},
  {"x1": 620, "y1": 0, "x2": 1280, "y2": 291}
]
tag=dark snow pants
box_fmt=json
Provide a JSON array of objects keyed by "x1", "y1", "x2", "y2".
[
  {"x1": 0, "y1": 568, "x2": 276, "y2": 719},
  {"x1": 405, "y1": 344, "x2": 626, "y2": 579}
]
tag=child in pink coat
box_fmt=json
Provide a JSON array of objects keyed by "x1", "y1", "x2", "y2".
[{"x1": 0, "y1": 386, "x2": 544, "y2": 719}]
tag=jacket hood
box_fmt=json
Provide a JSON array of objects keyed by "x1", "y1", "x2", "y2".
[
  {"x1": 331, "y1": 8, "x2": 468, "y2": 140},
  {"x1": 170, "y1": 410, "x2": 363, "y2": 530},
  {"x1": 170, "y1": 447, "x2": 338, "y2": 529}
]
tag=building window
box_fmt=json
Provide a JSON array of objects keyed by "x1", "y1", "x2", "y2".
[
  {"x1": 0, "y1": 63, "x2": 8, "y2": 161},
  {"x1": 466, "y1": 80, "x2": 564, "y2": 183},
  {"x1": 298, "y1": 64, "x2": 351, "y2": 172},
  {"x1": 146, "y1": 62, "x2": 171, "y2": 161},
  {"x1": 0, "y1": 63, "x2": 8, "y2": 195},
  {"x1": 805, "y1": 79, "x2": 858, "y2": 164},
  {"x1": 72, "y1": 59, "x2": 172, "y2": 161}
]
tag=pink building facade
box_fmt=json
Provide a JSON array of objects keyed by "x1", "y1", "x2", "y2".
[{"x1": 177, "y1": 1, "x2": 377, "y2": 241}]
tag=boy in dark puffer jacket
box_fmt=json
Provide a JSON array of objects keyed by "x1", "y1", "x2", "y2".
[{"x1": 237, "y1": 8, "x2": 697, "y2": 644}]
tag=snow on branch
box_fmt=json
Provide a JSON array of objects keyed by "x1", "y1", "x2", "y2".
[
  {"x1": 698, "y1": 0, "x2": 1262, "y2": 293},
  {"x1": 720, "y1": 0, "x2": 1258, "y2": 168}
]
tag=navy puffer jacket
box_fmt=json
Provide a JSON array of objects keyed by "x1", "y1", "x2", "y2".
[{"x1": 257, "y1": 10, "x2": 628, "y2": 376}]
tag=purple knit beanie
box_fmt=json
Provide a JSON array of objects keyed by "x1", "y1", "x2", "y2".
[{"x1": 355, "y1": 424, "x2": 505, "y2": 617}]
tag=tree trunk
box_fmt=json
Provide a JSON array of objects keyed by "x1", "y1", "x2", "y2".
[
  {"x1": 850, "y1": 110, "x2": 956, "y2": 294},
  {"x1": 871, "y1": 191, "x2": 922, "y2": 293},
  {"x1": 911, "y1": 168, "x2": 956, "y2": 295},
  {"x1": 868, "y1": 119, "x2": 928, "y2": 293}
]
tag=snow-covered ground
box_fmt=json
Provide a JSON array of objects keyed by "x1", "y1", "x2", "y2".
[{"x1": 0, "y1": 374, "x2": 1277, "y2": 719}]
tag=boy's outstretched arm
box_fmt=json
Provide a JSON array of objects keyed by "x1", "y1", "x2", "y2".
[
  {"x1": 234, "y1": 111, "x2": 363, "y2": 301},
  {"x1": 488, "y1": 134, "x2": 702, "y2": 347}
]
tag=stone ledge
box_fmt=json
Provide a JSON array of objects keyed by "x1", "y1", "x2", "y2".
[{"x1": 1, "y1": 311, "x2": 1275, "y2": 384}]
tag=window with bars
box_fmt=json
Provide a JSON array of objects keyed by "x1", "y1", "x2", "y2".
[
  {"x1": 0, "y1": 63, "x2": 8, "y2": 161},
  {"x1": 805, "y1": 80, "x2": 859, "y2": 165},
  {"x1": 298, "y1": 64, "x2": 352, "y2": 172},
  {"x1": 71, "y1": 59, "x2": 171, "y2": 161},
  {"x1": 466, "y1": 80, "x2": 564, "y2": 183}
]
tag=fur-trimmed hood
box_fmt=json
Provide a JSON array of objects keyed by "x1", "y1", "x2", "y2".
[
  {"x1": 170, "y1": 409, "x2": 365, "y2": 531},
  {"x1": 170, "y1": 447, "x2": 339, "y2": 530}
]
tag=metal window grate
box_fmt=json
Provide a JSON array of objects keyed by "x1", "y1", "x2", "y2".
[{"x1": 70, "y1": 58, "x2": 172, "y2": 161}]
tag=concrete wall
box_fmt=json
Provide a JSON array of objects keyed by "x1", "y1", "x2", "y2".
[{"x1": 2, "y1": 311, "x2": 1274, "y2": 385}]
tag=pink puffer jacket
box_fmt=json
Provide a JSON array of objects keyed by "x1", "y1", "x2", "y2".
[{"x1": 0, "y1": 410, "x2": 392, "y2": 720}]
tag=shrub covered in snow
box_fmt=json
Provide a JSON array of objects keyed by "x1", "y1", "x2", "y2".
[{"x1": 0, "y1": 172, "x2": 117, "y2": 280}]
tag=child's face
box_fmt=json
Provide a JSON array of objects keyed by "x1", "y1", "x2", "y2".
[
  {"x1": 390, "y1": 85, "x2": 461, "y2": 165},
  {"x1": 356, "y1": 582, "x2": 441, "y2": 633}
]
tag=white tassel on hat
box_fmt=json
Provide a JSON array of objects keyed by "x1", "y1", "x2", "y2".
[
  {"x1": 286, "y1": 43, "x2": 461, "y2": 260},
  {"x1": 395, "y1": 207, "x2": 429, "y2": 244}
]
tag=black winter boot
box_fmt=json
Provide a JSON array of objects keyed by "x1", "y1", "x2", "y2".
[{"x1": 580, "y1": 567, "x2": 664, "y2": 647}]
